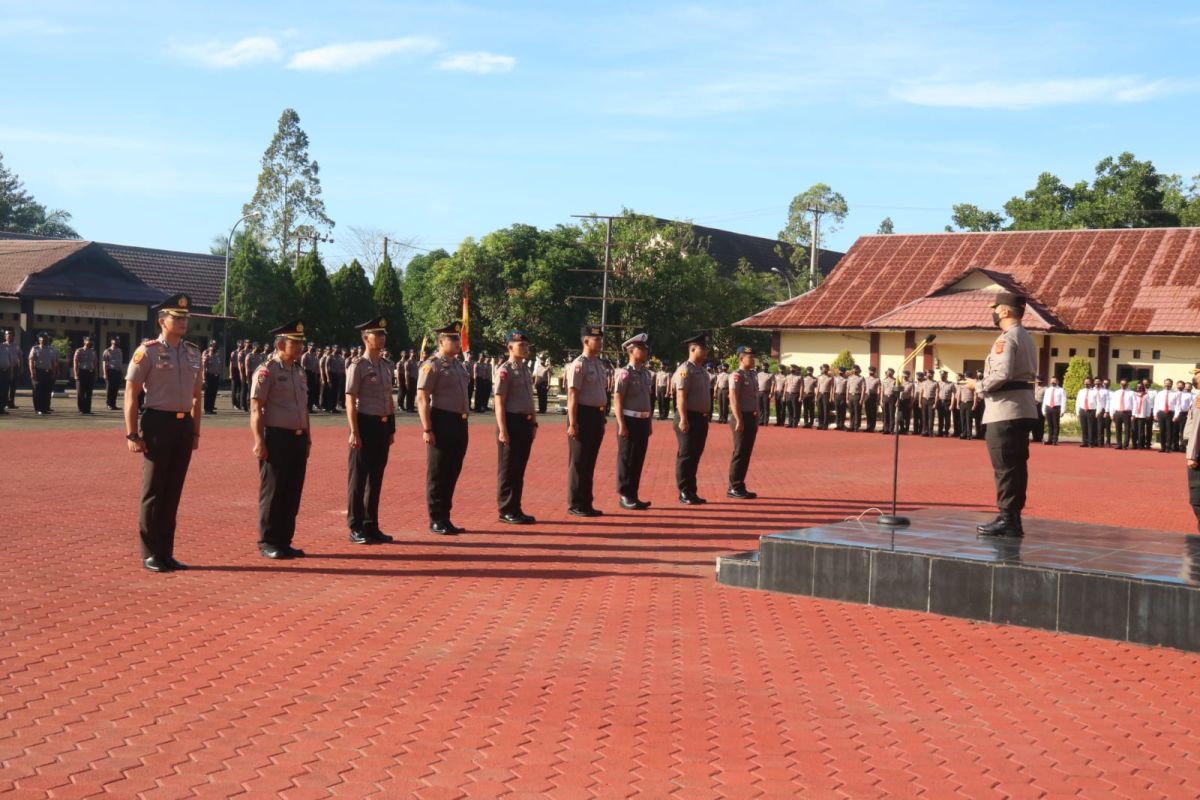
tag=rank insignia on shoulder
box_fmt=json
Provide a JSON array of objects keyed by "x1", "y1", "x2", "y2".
[
  {"x1": 995, "y1": 341, "x2": 1006, "y2": 354},
  {"x1": 132, "y1": 349, "x2": 146, "y2": 364},
  {"x1": 422, "y1": 363, "x2": 433, "y2": 374}
]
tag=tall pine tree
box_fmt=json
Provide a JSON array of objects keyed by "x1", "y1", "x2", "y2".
[
  {"x1": 217, "y1": 233, "x2": 293, "y2": 342},
  {"x1": 293, "y1": 247, "x2": 334, "y2": 341},
  {"x1": 373, "y1": 252, "x2": 408, "y2": 348},
  {"x1": 329, "y1": 259, "x2": 375, "y2": 343}
]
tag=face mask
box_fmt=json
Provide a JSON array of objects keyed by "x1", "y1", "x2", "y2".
[{"x1": 991, "y1": 311, "x2": 1002, "y2": 328}]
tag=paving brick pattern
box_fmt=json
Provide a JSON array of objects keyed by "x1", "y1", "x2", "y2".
[{"x1": 3, "y1": 416, "x2": 1200, "y2": 798}]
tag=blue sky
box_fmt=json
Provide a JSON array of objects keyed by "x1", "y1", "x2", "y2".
[{"x1": 2, "y1": 0, "x2": 1198, "y2": 264}]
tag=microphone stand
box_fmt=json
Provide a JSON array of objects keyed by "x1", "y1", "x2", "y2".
[{"x1": 878, "y1": 335, "x2": 936, "y2": 527}]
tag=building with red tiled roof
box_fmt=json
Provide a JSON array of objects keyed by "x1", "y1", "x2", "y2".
[{"x1": 735, "y1": 228, "x2": 1200, "y2": 384}]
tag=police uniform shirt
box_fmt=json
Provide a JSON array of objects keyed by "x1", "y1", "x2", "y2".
[
  {"x1": 329, "y1": 354, "x2": 345, "y2": 375},
  {"x1": 30, "y1": 344, "x2": 57, "y2": 370},
  {"x1": 714, "y1": 371, "x2": 731, "y2": 392},
  {"x1": 247, "y1": 351, "x2": 265, "y2": 374},
  {"x1": 0, "y1": 341, "x2": 13, "y2": 370},
  {"x1": 1033, "y1": 384, "x2": 1046, "y2": 405},
  {"x1": 566, "y1": 355, "x2": 608, "y2": 408},
  {"x1": 614, "y1": 363, "x2": 653, "y2": 413},
  {"x1": 833, "y1": 374, "x2": 848, "y2": 396},
  {"x1": 1186, "y1": 398, "x2": 1200, "y2": 460},
  {"x1": 979, "y1": 324, "x2": 1038, "y2": 423},
  {"x1": 202, "y1": 350, "x2": 221, "y2": 376},
  {"x1": 655, "y1": 369, "x2": 670, "y2": 389},
  {"x1": 251, "y1": 354, "x2": 309, "y2": 430},
  {"x1": 920, "y1": 379, "x2": 938, "y2": 400},
  {"x1": 301, "y1": 351, "x2": 318, "y2": 373},
  {"x1": 74, "y1": 347, "x2": 97, "y2": 372},
  {"x1": 676, "y1": 361, "x2": 712, "y2": 413},
  {"x1": 816, "y1": 373, "x2": 833, "y2": 395},
  {"x1": 126, "y1": 336, "x2": 203, "y2": 412},
  {"x1": 773, "y1": 373, "x2": 787, "y2": 394},
  {"x1": 783, "y1": 373, "x2": 802, "y2": 394},
  {"x1": 756, "y1": 371, "x2": 773, "y2": 393},
  {"x1": 732, "y1": 368, "x2": 759, "y2": 412},
  {"x1": 939, "y1": 380, "x2": 956, "y2": 402},
  {"x1": 346, "y1": 355, "x2": 396, "y2": 416},
  {"x1": 495, "y1": 359, "x2": 536, "y2": 414},
  {"x1": 899, "y1": 380, "x2": 914, "y2": 399},
  {"x1": 845, "y1": 373, "x2": 864, "y2": 397},
  {"x1": 417, "y1": 355, "x2": 471, "y2": 413},
  {"x1": 802, "y1": 375, "x2": 817, "y2": 395},
  {"x1": 881, "y1": 376, "x2": 897, "y2": 396},
  {"x1": 104, "y1": 346, "x2": 124, "y2": 372},
  {"x1": 864, "y1": 375, "x2": 881, "y2": 397}
]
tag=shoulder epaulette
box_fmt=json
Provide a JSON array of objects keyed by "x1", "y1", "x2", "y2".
[
  {"x1": 142, "y1": 338, "x2": 159, "y2": 346},
  {"x1": 185, "y1": 341, "x2": 199, "y2": 350}
]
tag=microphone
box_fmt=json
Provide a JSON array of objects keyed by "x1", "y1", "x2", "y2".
[{"x1": 924, "y1": 334, "x2": 937, "y2": 344}]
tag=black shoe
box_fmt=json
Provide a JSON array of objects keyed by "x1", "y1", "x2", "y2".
[
  {"x1": 366, "y1": 530, "x2": 394, "y2": 543},
  {"x1": 568, "y1": 507, "x2": 602, "y2": 517},
  {"x1": 619, "y1": 496, "x2": 640, "y2": 510},
  {"x1": 726, "y1": 489, "x2": 758, "y2": 499},
  {"x1": 164, "y1": 556, "x2": 189, "y2": 570},
  {"x1": 285, "y1": 546, "x2": 306, "y2": 557},
  {"x1": 446, "y1": 521, "x2": 467, "y2": 533},
  {"x1": 679, "y1": 493, "x2": 703, "y2": 505},
  {"x1": 977, "y1": 514, "x2": 1024, "y2": 538},
  {"x1": 499, "y1": 512, "x2": 534, "y2": 525},
  {"x1": 429, "y1": 520, "x2": 457, "y2": 535},
  {"x1": 349, "y1": 530, "x2": 374, "y2": 544},
  {"x1": 517, "y1": 512, "x2": 537, "y2": 524},
  {"x1": 143, "y1": 555, "x2": 172, "y2": 572},
  {"x1": 258, "y1": 544, "x2": 292, "y2": 559}
]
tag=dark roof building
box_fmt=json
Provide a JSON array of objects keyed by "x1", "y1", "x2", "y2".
[{"x1": 656, "y1": 218, "x2": 843, "y2": 280}]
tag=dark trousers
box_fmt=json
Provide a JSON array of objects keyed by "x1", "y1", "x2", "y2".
[
  {"x1": 203, "y1": 373, "x2": 219, "y2": 412},
  {"x1": 404, "y1": 385, "x2": 417, "y2": 412},
  {"x1": 774, "y1": 393, "x2": 785, "y2": 426},
  {"x1": 322, "y1": 381, "x2": 336, "y2": 413},
  {"x1": 834, "y1": 395, "x2": 847, "y2": 429},
  {"x1": 728, "y1": 413, "x2": 758, "y2": 492},
  {"x1": 848, "y1": 396, "x2": 862, "y2": 431},
  {"x1": 616, "y1": 416, "x2": 651, "y2": 500},
  {"x1": 33, "y1": 368, "x2": 53, "y2": 412},
  {"x1": 1079, "y1": 409, "x2": 1097, "y2": 445},
  {"x1": 758, "y1": 391, "x2": 771, "y2": 423},
  {"x1": 1134, "y1": 417, "x2": 1151, "y2": 449},
  {"x1": 77, "y1": 370, "x2": 95, "y2": 413},
  {"x1": 897, "y1": 398, "x2": 912, "y2": 433},
  {"x1": 1044, "y1": 407, "x2": 1061, "y2": 444},
  {"x1": 785, "y1": 394, "x2": 799, "y2": 427},
  {"x1": 1032, "y1": 405, "x2": 1044, "y2": 442},
  {"x1": 568, "y1": 405, "x2": 606, "y2": 510},
  {"x1": 816, "y1": 395, "x2": 830, "y2": 429},
  {"x1": 474, "y1": 380, "x2": 492, "y2": 412},
  {"x1": 717, "y1": 392, "x2": 731, "y2": 424},
  {"x1": 138, "y1": 410, "x2": 195, "y2": 558},
  {"x1": 674, "y1": 411, "x2": 709, "y2": 497},
  {"x1": 1175, "y1": 415, "x2": 1187, "y2": 452},
  {"x1": 1100, "y1": 413, "x2": 1112, "y2": 446},
  {"x1": 230, "y1": 374, "x2": 243, "y2": 410},
  {"x1": 537, "y1": 384, "x2": 549, "y2": 414},
  {"x1": 305, "y1": 371, "x2": 319, "y2": 410},
  {"x1": 920, "y1": 398, "x2": 935, "y2": 436},
  {"x1": 427, "y1": 408, "x2": 469, "y2": 522},
  {"x1": 864, "y1": 397, "x2": 878, "y2": 432},
  {"x1": 1187, "y1": 464, "x2": 1200, "y2": 532},
  {"x1": 655, "y1": 388, "x2": 669, "y2": 419},
  {"x1": 1113, "y1": 410, "x2": 1132, "y2": 448},
  {"x1": 7, "y1": 368, "x2": 16, "y2": 407},
  {"x1": 1157, "y1": 412, "x2": 1174, "y2": 451},
  {"x1": 974, "y1": 403, "x2": 986, "y2": 438},
  {"x1": 498, "y1": 413, "x2": 535, "y2": 515},
  {"x1": 348, "y1": 414, "x2": 394, "y2": 533},
  {"x1": 937, "y1": 399, "x2": 951, "y2": 436},
  {"x1": 0, "y1": 368, "x2": 8, "y2": 413},
  {"x1": 106, "y1": 368, "x2": 121, "y2": 408},
  {"x1": 882, "y1": 396, "x2": 896, "y2": 433},
  {"x1": 259, "y1": 427, "x2": 309, "y2": 547},
  {"x1": 985, "y1": 418, "x2": 1034, "y2": 514},
  {"x1": 802, "y1": 394, "x2": 815, "y2": 427}
]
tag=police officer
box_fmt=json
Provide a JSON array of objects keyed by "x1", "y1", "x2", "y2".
[
  {"x1": 300, "y1": 342, "x2": 320, "y2": 412},
  {"x1": 654, "y1": 364, "x2": 671, "y2": 420},
  {"x1": 345, "y1": 317, "x2": 397, "y2": 544},
  {"x1": 881, "y1": 368, "x2": 898, "y2": 434},
  {"x1": 228, "y1": 340, "x2": 245, "y2": 411},
  {"x1": 250, "y1": 321, "x2": 311, "y2": 559},
  {"x1": 801, "y1": 366, "x2": 817, "y2": 428},
  {"x1": 897, "y1": 370, "x2": 914, "y2": 433},
  {"x1": 201, "y1": 340, "x2": 221, "y2": 414},
  {"x1": 29, "y1": 332, "x2": 58, "y2": 414},
  {"x1": 418, "y1": 323, "x2": 472, "y2": 534},
  {"x1": 815, "y1": 364, "x2": 833, "y2": 429},
  {"x1": 475, "y1": 355, "x2": 494, "y2": 413},
  {"x1": 937, "y1": 370, "x2": 955, "y2": 437},
  {"x1": 73, "y1": 336, "x2": 98, "y2": 414},
  {"x1": 920, "y1": 370, "x2": 938, "y2": 437},
  {"x1": 614, "y1": 333, "x2": 654, "y2": 510},
  {"x1": 675, "y1": 333, "x2": 712, "y2": 505},
  {"x1": 967, "y1": 292, "x2": 1038, "y2": 538},
  {"x1": 714, "y1": 363, "x2": 731, "y2": 424},
  {"x1": 728, "y1": 345, "x2": 760, "y2": 499},
  {"x1": 566, "y1": 325, "x2": 608, "y2": 516},
  {"x1": 863, "y1": 365, "x2": 881, "y2": 432},
  {"x1": 495, "y1": 331, "x2": 539, "y2": 524},
  {"x1": 534, "y1": 354, "x2": 552, "y2": 414},
  {"x1": 846, "y1": 365, "x2": 865, "y2": 431},
  {"x1": 124, "y1": 294, "x2": 203, "y2": 572},
  {"x1": 832, "y1": 366, "x2": 848, "y2": 430},
  {"x1": 3, "y1": 328, "x2": 20, "y2": 410},
  {"x1": 0, "y1": 329, "x2": 13, "y2": 415},
  {"x1": 783, "y1": 365, "x2": 802, "y2": 428}
]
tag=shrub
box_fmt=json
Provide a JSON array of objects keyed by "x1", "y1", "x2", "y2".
[{"x1": 1063, "y1": 356, "x2": 1092, "y2": 413}]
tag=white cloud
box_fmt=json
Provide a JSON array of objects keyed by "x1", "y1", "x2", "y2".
[
  {"x1": 435, "y1": 52, "x2": 516, "y2": 75},
  {"x1": 287, "y1": 37, "x2": 441, "y2": 72},
  {"x1": 171, "y1": 36, "x2": 283, "y2": 69},
  {"x1": 890, "y1": 76, "x2": 1173, "y2": 110}
]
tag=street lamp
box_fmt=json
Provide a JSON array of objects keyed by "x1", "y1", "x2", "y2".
[
  {"x1": 222, "y1": 211, "x2": 261, "y2": 364},
  {"x1": 771, "y1": 267, "x2": 793, "y2": 298}
]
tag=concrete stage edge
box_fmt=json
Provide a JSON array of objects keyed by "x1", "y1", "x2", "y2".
[{"x1": 717, "y1": 510, "x2": 1200, "y2": 653}]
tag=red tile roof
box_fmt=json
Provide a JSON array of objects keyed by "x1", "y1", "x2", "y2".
[
  {"x1": 735, "y1": 228, "x2": 1200, "y2": 335},
  {"x1": 864, "y1": 289, "x2": 1056, "y2": 331}
]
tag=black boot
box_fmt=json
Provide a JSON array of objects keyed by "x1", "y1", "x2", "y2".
[{"x1": 977, "y1": 512, "x2": 1023, "y2": 537}]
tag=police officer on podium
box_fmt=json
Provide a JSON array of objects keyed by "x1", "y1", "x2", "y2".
[
  {"x1": 418, "y1": 322, "x2": 472, "y2": 534},
  {"x1": 727, "y1": 345, "x2": 760, "y2": 499},
  {"x1": 967, "y1": 292, "x2": 1038, "y2": 538},
  {"x1": 251, "y1": 320, "x2": 311, "y2": 559},
  {"x1": 566, "y1": 324, "x2": 608, "y2": 516},
  {"x1": 675, "y1": 332, "x2": 712, "y2": 505},
  {"x1": 345, "y1": 316, "x2": 397, "y2": 544},
  {"x1": 495, "y1": 331, "x2": 539, "y2": 524},
  {"x1": 614, "y1": 332, "x2": 654, "y2": 510},
  {"x1": 124, "y1": 293, "x2": 203, "y2": 572}
]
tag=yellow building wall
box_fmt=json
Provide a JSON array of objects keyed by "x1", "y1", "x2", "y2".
[
  {"x1": 777, "y1": 330, "x2": 872, "y2": 369},
  {"x1": 1104, "y1": 335, "x2": 1200, "y2": 384}
]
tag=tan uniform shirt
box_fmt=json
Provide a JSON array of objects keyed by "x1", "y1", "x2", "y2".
[
  {"x1": 833, "y1": 375, "x2": 848, "y2": 397},
  {"x1": 418, "y1": 355, "x2": 471, "y2": 414},
  {"x1": 756, "y1": 371, "x2": 773, "y2": 393},
  {"x1": 938, "y1": 381, "x2": 956, "y2": 402},
  {"x1": 202, "y1": 349, "x2": 221, "y2": 376},
  {"x1": 816, "y1": 374, "x2": 833, "y2": 395},
  {"x1": 103, "y1": 346, "x2": 124, "y2": 373},
  {"x1": 74, "y1": 347, "x2": 97, "y2": 372},
  {"x1": 29, "y1": 345, "x2": 57, "y2": 371},
  {"x1": 783, "y1": 374, "x2": 802, "y2": 395},
  {"x1": 881, "y1": 377, "x2": 897, "y2": 396},
  {"x1": 0, "y1": 342, "x2": 14, "y2": 371},
  {"x1": 676, "y1": 360, "x2": 712, "y2": 414},
  {"x1": 614, "y1": 363, "x2": 653, "y2": 414},
  {"x1": 126, "y1": 336, "x2": 202, "y2": 412},
  {"x1": 566, "y1": 355, "x2": 608, "y2": 408},
  {"x1": 346, "y1": 355, "x2": 396, "y2": 417},
  {"x1": 980, "y1": 324, "x2": 1038, "y2": 423},
  {"x1": 732, "y1": 367, "x2": 759, "y2": 412},
  {"x1": 655, "y1": 369, "x2": 670, "y2": 390},
  {"x1": 801, "y1": 375, "x2": 817, "y2": 396},
  {"x1": 1185, "y1": 398, "x2": 1200, "y2": 460},
  {"x1": 846, "y1": 374, "x2": 864, "y2": 398},
  {"x1": 251, "y1": 354, "x2": 309, "y2": 430},
  {"x1": 920, "y1": 379, "x2": 938, "y2": 400},
  {"x1": 496, "y1": 359, "x2": 536, "y2": 415},
  {"x1": 864, "y1": 375, "x2": 881, "y2": 398},
  {"x1": 956, "y1": 384, "x2": 975, "y2": 406},
  {"x1": 714, "y1": 372, "x2": 731, "y2": 393}
]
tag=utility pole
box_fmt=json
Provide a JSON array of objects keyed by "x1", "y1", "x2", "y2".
[
  {"x1": 568, "y1": 214, "x2": 639, "y2": 353},
  {"x1": 295, "y1": 230, "x2": 334, "y2": 269},
  {"x1": 383, "y1": 235, "x2": 389, "y2": 263},
  {"x1": 808, "y1": 207, "x2": 823, "y2": 292}
]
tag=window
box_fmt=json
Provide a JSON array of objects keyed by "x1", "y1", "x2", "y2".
[
  {"x1": 1088, "y1": 348, "x2": 1096, "y2": 358},
  {"x1": 1050, "y1": 348, "x2": 1059, "y2": 357},
  {"x1": 1133, "y1": 349, "x2": 1141, "y2": 359},
  {"x1": 1152, "y1": 350, "x2": 1161, "y2": 360},
  {"x1": 1116, "y1": 364, "x2": 1152, "y2": 383},
  {"x1": 1112, "y1": 349, "x2": 1120, "y2": 358},
  {"x1": 1069, "y1": 348, "x2": 1076, "y2": 357}
]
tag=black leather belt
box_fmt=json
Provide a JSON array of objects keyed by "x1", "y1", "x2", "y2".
[{"x1": 996, "y1": 381, "x2": 1034, "y2": 391}]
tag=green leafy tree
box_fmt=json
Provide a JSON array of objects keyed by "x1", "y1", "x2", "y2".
[
  {"x1": 401, "y1": 248, "x2": 453, "y2": 349},
  {"x1": 0, "y1": 152, "x2": 79, "y2": 238},
  {"x1": 329, "y1": 260, "x2": 375, "y2": 344},
  {"x1": 292, "y1": 248, "x2": 334, "y2": 341},
  {"x1": 1004, "y1": 172, "x2": 1079, "y2": 230},
  {"x1": 945, "y1": 203, "x2": 1007, "y2": 232},
  {"x1": 214, "y1": 233, "x2": 296, "y2": 342},
  {"x1": 1063, "y1": 356, "x2": 1093, "y2": 413},
  {"x1": 243, "y1": 108, "x2": 334, "y2": 264},
  {"x1": 1073, "y1": 152, "x2": 1177, "y2": 228},
  {"x1": 876, "y1": 217, "x2": 895, "y2": 234},
  {"x1": 831, "y1": 349, "x2": 856, "y2": 371},
  {"x1": 372, "y1": 252, "x2": 408, "y2": 349},
  {"x1": 778, "y1": 183, "x2": 848, "y2": 290}
]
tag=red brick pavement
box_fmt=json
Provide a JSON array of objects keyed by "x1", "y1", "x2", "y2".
[{"x1": 3, "y1": 416, "x2": 1200, "y2": 798}]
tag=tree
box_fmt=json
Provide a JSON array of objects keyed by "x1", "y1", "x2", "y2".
[
  {"x1": 1004, "y1": 172, "x2": 1078, "y2": 230},
  {"x1": 243, "y1": 109, "x2": 334, "y2": 264},
  {"x1": 373, "y1": 252, "x2": 408, "y2": 349},
  {"x1": 1073, "y1": 152, "x2": 1177, "y2": 228},
  {"x1": 831, "y1": 349, "x2": 856, "y2": 372},
  {"x1": 1063, "y1": 356, "x2": 1092, "y2": 414},
  {"x1": 0, "y1": 152, "x2": 79, "y2": 238},
  {"x1": 945, "y1": 203, "x2": 1006, "y2": 232},
  {"x1": 215, "y1": 233, "x2": 296, "y2": 343},
  {"x1": 778, "y1": 183, "x2": 848, "y2": 289},
  {"x1": 292, "y1": 248, "x2": 334, "y2": 341},
  {"x1": 329, "y1": 260, "x2": 375, "y2": 343},
  {"x1": 401, "y1": 248, "x2": 453, "y2": 349},
  {"x1": 876, "y1": 217, "x2": 895, "y2": 234}
]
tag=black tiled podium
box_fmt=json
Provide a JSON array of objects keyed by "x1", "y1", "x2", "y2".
[{"x1": 716, "y1": 510, "x2": 1200, "y2": 652}]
